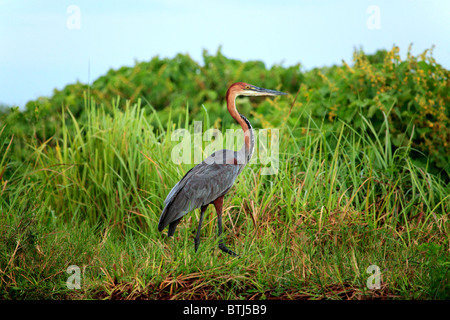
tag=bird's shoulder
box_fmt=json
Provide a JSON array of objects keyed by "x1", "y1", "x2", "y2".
[
  {"x1": 164, "y1": 149, "x2": 241, "y2": 204},
  {"x1": 189, "y1": 155, "x2": 240, "y2": 181},
  {"x1": 204, "y1": 149, "x2": 238, "y2": 165}
]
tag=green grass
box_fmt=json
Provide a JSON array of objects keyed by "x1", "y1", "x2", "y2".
[{"x1": 0, "y1": 97, "x2": 448, "y2": 300}]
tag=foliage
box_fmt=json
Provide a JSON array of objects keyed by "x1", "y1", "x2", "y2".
[
  {"x1": 1, "y1": 95, "x2": 449, "y2": 299},
  {"x1": 0, "y1": 46, "x2": 449, "y2": 300},
  {"x1": 417, "y1": 242, "x2": 450, "y2": 299},
  {"x1": 304, "y1": 45, "x2": 449, "y2": 175},
  {"x1": 3, "y1": 46, "x2": 448, "y2": 178}
]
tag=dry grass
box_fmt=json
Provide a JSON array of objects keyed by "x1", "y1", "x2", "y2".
[{"x1": 1, "y1": 102, "x2": 448, "y2": 300}]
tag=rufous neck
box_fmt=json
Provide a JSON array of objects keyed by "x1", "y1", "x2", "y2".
[{"x1": 226, "y1": 91, "x2": 254, "y2": 160}]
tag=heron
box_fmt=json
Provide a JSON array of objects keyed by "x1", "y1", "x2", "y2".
[{"x1": 158, "y1": 82, "x2": 287, "y2": 256}]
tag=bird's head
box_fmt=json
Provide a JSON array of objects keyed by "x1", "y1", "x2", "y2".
[{"x1": 227, "y1": 82, "x2": 287, "y2": 98}]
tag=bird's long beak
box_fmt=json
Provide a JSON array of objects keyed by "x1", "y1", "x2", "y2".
[{"x1": 247, "y1": 85, "x2": 288, "y2": 96}]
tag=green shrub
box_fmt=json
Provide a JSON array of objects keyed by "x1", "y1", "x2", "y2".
[
  {"x1": 291, "y1": 46, "x2": 449, "y2": 176},
  {"x1": 2, "y1": 45, "x2": 449, "y2": 178}
]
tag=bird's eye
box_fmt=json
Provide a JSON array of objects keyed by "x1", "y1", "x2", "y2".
[{"x1": 245, "y1": 85, "x2": 250, "y2": 90}]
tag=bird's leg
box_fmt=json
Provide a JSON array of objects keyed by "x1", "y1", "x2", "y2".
[
  {"x1": 194, "y1": 205, "x2": 208, "y2": 252},
  {"x1": 213, "y1": 196, "x2": 238, "y2": 256}
]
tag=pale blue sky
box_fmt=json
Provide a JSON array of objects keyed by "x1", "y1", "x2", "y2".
[{"x1": 1, "y1": 0, "x2": 449, "y2": 107}]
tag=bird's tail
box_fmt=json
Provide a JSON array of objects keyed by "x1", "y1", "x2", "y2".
[
  {"x1": 158, "y1": 204, "x2": 182, "y2": 237},
  {"x1": 158, "y1": 189, "x2": 197, "y2": 235},
  {"x1": 157, "y1": 205, "x2": 169, "y2": 232},
  {"x1": 167, "y1": 217, "x2": 182, "y2": 237},
  {"x1": 158, "y1": 202, "x2": 183, "y2": 236}
]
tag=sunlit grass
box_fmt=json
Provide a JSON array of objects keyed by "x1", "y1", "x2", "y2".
[{"x1": 0, "y1": 98, "x2": 448, "y2": 299}]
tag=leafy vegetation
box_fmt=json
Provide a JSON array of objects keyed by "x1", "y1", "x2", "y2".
[{"x1": 0, "y1": 46, "x2": 448, "y2": 299}]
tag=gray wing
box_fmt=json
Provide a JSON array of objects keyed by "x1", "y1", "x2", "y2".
[{"x1": 158, "y1": 149, "x2": 242, "y2": 234}]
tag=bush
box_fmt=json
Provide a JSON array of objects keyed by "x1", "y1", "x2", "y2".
[
  {"x1": 2, "y1": 45, "x2": 449, "y2": 178},
  {"x1": 296, "y1": 45, "x2": 449, "y2": 176}
]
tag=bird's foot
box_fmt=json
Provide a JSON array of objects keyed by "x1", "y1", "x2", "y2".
[
  {"x1": 194, "y1": 239, "x2": 200, "y2": 253},
  {"x1": 219, "y1": 243, "x2": 238, "y2": 257}
]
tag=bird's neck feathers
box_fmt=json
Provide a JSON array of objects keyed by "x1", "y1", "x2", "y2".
[
  {"x1": 226, "y1": 90, "x2": 255, "y2": 163},
  {"x1": 238, "y1": 113, "x2": 255, "y2": 163}
]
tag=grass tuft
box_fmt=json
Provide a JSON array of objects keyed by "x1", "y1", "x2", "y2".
[{"x1": 0, "y1": 97, "x2": 448, "y2": 300}]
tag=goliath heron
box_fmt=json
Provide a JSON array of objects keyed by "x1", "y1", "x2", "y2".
[{"x1": 158, "y1": 82, "x2": 287, "y2": 256}]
